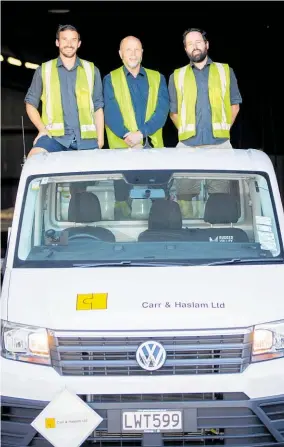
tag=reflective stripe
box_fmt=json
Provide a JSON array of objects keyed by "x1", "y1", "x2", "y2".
[
  {"x1": 45, "y1": 123, "x2": 64, "y2": 131},
  {"x1": 45, "y1": 60, "x2": 53, "y2": 125},
  {"x1": 178, "y1": 66, "x2": 187, "y2": 135},
  {"x1": 178, "y1": 124, "x2": 195, "y2": 135},
  {"x1": 214, "y1": 62, "x2": 228, "y2": 128},
  {"x1": 81, "y1": 124, "x2": 96, "y2": 132},
  {"x1": 178, "y1": 66, "x2": 195, "y2": 135},
  {"x1": 213, "y1": 123, "x2": 231, "y2": 131},
  {"x1": 81, "y1": 60, "x2": 94, "y2": 114}
]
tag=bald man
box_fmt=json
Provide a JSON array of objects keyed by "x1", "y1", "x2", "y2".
[{"x1": 103, "y1": 36, "x2": 169, "y2": 150}]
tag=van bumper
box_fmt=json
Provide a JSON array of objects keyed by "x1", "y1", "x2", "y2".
[
  {"x1": 1, "y1": 357, "x2": 284, "y2": 446},
  {"x1": 1, "y1": 393, "x2": 284, "y2": 446}
]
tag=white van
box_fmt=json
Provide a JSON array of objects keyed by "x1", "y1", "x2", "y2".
[{"x1": 1, "y1": 147, "x2": 284, "y2": 447}]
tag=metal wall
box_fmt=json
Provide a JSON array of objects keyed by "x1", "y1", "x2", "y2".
[{"x1": 1, "y1": 87, "x2": 37, "y2": 210}]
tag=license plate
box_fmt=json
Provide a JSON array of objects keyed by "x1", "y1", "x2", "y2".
[{"x1": 122, "y1": 410, "x2": 182, "y2": 432}]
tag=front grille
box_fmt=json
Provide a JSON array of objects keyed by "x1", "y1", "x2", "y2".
[
  {"x1": 2, "y1": 394, "x2": 284, "y2": 446},
  {"x1": 50, "y1": 330, "x2": 253, "y2": 376},
  {"x1": 262, "y1": 400, "x2": 284, "y2": 437},
  {"x1": 81, "y1": 393, "x2": 232, "y2": 403}
]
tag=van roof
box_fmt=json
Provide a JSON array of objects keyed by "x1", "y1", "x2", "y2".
[{"x1": 21, "y1": 147, "x2": 274, "y2": 177}]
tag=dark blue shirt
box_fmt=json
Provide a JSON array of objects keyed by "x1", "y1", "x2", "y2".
[
  {"x1": 168, "y1": 58, "x2": 242, "y2": 146},
  {"x1": 25, "y1": 57, "x2": 104, "y2": 149},
  {"x1": 103, "y1": 66, "x2": 169, "y2": 139}
]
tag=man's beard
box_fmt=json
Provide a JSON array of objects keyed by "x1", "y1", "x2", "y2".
[
  {"x1": 188, "y1": 48, "x2": 207, "y2": 63},
  {"x1": 61, "y1": 47, "x2": 77, "y2": 58},
  {"x1": 125, "y1": 57, "x2": 142, "y2": 69}
]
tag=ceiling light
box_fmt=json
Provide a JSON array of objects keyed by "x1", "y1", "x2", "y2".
[
  {"x1": 0, "y1": 55, "x2": 4, "y2": 62},
  {"x1": 48, "y1": 9, "x2": 70, "y2": 13},
  {"x1": 7, "y1": 57, "x2": 22, "y2": 66},
  {"x1": 25, "y1": 62, "x2": 39, "y2": 70}
]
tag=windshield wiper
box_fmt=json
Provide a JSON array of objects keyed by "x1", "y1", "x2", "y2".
[
  {"x1": 203, "y1": 258, "x2": 284, "y2": 266},
  {"x1": 72, "y1": 261, "x2": 182, "y2": 268},
  {"x1": 73, "y1": 258, "x2": 283, "y2": 268}
]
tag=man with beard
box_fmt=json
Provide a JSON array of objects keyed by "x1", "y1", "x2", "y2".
[
  {"x1": 168, "y1": 28, "x2": 242, "y2": 217},
  {"x1": 103, "y1": 35, "x2": 169, "y2": 150},
  {"x1": 25, "y1": 24, "x2": 104, "y2": 157}
]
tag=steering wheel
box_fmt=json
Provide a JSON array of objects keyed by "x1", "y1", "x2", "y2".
[{"x1": 68, "y1": 233, "x2": 101, "y2": 241}]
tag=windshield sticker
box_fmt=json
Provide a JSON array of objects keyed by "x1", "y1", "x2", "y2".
[
  {"x1": 258, "y1": 231, "x2": 277, "y2": 252},
  {"x1": 255, "y1": 216, "x2": 277, "y2": 252},
  {"x1": 209, "y1": 236, "x2": 234, "y2": 242},
  {"x1": 260, "y1": 242, "x2": 277, "y2": 251},
  {"x1": 255, "y1": 215, "x2": 272, "y2": 226},
  {"x1": 76, "y1": 293, "x2": 108, "y2": 310},
  {"x1": 256, "y1": 224, "x2": 272, "y2": 232},
  {"x1": 31, "y1": 181, "x2": 40, "y2": 191}
]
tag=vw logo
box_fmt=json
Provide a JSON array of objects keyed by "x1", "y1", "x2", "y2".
[{"x1": 136, "y1": 341, "x2": 167, "y2": 371}]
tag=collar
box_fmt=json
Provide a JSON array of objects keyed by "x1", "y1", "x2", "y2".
[
  {"x1": 123, "y1": 65, "x2": 145, "y2": 77},
  {"x1": 57, "y1": 56, "x2": 82, "y2": 69},
  {"x1": 190, "y1": 56, "x2": 213, "y2": 68}
]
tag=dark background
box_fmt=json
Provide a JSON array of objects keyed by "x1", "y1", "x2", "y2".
[{"x1": 1, "y1": 1, "x2": 284, "y2": 217}]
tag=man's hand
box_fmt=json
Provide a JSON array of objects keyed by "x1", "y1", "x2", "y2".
[
  {"x1": 98, "y1": 137, "x2": 104, "y2": 149},
  {"x1": 33, "y1": 129, "x2": 51, "y2": 146},
  {"x1": 124, "y1": 131, "x2": 143, "y2": 147}
]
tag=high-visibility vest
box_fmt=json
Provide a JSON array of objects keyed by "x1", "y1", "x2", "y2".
[
  {"x1": 174, "y1": 62, "x2": 232, "y2": 140},
  {"x1": 41, "y1": 58, "x2": 97, "y2": 139},
  {"x1": 105, "y1": 66, "x2": 164, "y2": 149}
]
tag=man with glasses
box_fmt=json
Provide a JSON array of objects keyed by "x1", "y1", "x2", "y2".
[{"x1": 25, "y1": 24, "x2": 104, "y2": 157}]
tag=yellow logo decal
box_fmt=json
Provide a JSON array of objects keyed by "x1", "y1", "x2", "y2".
[
  {"x1": 76, "y1": 293, "x2": 108, "y2": 310},
  {"x1": 45, "y1": 418, "x2": 56, "y2": 429}
]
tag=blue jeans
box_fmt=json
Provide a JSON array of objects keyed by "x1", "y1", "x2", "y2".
[{"x1": 34, "y1": 136, "x2": 97, "y2": 152}]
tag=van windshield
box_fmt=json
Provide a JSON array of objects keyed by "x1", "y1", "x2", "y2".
[{"x1": 14, "y1": 170, "x2": 283, "y2": 267}]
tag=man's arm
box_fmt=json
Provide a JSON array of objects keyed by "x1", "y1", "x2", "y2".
[
  {"x1": 168, "y1": 73, "x2": 179, "y2": 129},
  {"x1": 26, "y1": 103, "x2": 46, "y2": 132},
  {"x1": 25, "y1": 67, "x2": 51, "y2": 145},
  {"x1": 93, "y1": 67, "x2": 105, "y2": 148},
  {"x1": 231, "y1": 104, "x2": 240, "y2": 125},
  {"x1": 170, "y1": 112, "x2": 179, "y2": 129},
  {"x1": 230, "y1": 67, "x2": 242, "y2": 127},
  {"x1": 94, "y1": 108, "x2": 104, "y2": 148}
]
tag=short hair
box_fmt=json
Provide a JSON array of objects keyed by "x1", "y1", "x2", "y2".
[
  {"x1": 183, "y1": 28, "x2": 208, "y2": 46},
  {"x1": 56, "y1": 24, "x2": 81, "y2": 41}
]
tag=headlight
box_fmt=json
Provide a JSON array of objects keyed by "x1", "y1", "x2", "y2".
[
  {"x1": 1, "y1": 320, "x2": 51, "y2": 365},
  {"x1": 252, "y1": 320, "x2": 284, "y2": 362}
]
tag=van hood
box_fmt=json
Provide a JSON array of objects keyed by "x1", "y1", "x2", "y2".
[{"x1": 7, "y1": 264, "x2": 284, "y2": 331}]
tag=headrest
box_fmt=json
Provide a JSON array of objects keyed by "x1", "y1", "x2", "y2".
[
  {"x1": 204, "y1": 193, "x2": 239, "y2": 224},
  {"x1": 68, "y1": 192, "x2": 102, "y2": 223},
  {"x1": 148, "y1": 200, "x2": 182, "y2": 230}
]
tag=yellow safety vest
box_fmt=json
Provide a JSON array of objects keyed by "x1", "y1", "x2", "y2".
[
  {"x1": 174, "y1": 62, "x2": 232, "y2": 140},
  {"x1": 105, "y1": 66, "x2": 164, "y2": 149},
  {"x1": 41, "y1": 58, "x2": 97, "y2": 139}
]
